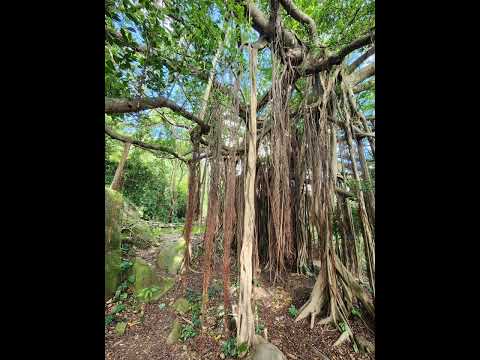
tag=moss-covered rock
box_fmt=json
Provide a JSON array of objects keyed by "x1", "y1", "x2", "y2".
[
  {"x1": 151, "y1": 277, "x2": 175, "y2": 301},
  {"x1": 172, "y1": 297, "x2": 191, "y2": 314},
  {"x1": 130, "y1": 258, "x2": 175, "y2": 302},
  {"x1": 122, "y1": 199, "x2": 156, "y2": 249},
  {"x1": 156, "y1": 237, "x2": 186, "y2": 274},
  {"x1": 132, "y1": 258, "x2": 158, "y2": 293},
  {"x1": 166, "y1": 319, "x2": 182, "y2": 345},
  {"x1": 105, "y1": 188, "x2": 123, "y2": 299},
  {"x1": 252, "y1": 342, "x2": 287, "y2": 360}
]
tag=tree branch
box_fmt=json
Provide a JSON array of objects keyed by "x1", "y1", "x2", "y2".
[
  {"x1": 349, "y1": 62, "x2": 375, "y2": 86},
  {"x1": 240, "y1": 0, "x2": 299, "y2": 48},
  {"x1": 302, "y1": 30, "x2": 375, "y2": 75},
  {"x1": 105, "y1": 97, "x2": 209, "y2": 133},
  {"x1": 279, "y1": 0, "x2": 317, "y2": 37},
  {"x1": 353, "y1": 79, "x2": 374, "y2": 94},
  {"x1": 105, "y1": 125, "x2": 186, "y2": 162},
  {"x1": 348, "y1": 45, "x2": 375, "y2": 73}
]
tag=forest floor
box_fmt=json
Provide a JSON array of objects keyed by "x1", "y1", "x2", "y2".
[{"x1": 105, "y1": 229, "x2": 374, "y2": 360}]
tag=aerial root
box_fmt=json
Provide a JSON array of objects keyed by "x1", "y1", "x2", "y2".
[
  {"x1": 318, "y1": 316, "x2": 333, "y2": 325},
  {"x1": 333, "y1": 330, "x2": 351, "y2": 347},
  {"x1": 310, "y1": 311, "x2": 316, "y2": 329},
  {"x1": 354, "y1": 335, "x2": 374, "y2": 353}
]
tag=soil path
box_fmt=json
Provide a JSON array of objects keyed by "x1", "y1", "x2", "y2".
[{"x1": 106, "y1": 232, "x2": 374, "y2": 360}]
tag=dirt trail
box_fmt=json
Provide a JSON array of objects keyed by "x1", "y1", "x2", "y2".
[{"x1": 106, "y1": 232, "x2": 374, "y2": 360}]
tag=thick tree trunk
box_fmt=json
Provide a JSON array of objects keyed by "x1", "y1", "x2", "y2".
[
  {"x1": 110, "y1": 142, "x2": 131, "y2": 191},
  {"x1": 237, "y1": 46, "x2": 257, "y2": 350}
]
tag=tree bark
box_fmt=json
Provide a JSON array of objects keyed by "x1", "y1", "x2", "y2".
[
  {"x1": 110, "y1": 142, "x2": 131, "y2": 191},
  {"x1": 182, "y1": 160, "x2": 198, "y2": 269},
  {"x1": 222, "y1": 156, "x2": 237, "y2": 334},
  {"x1": 237, "y1": 45, "x2": 257, "y2": 350}
]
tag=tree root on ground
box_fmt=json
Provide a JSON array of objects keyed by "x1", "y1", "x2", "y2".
[{"x1": 333, "y1": 330, "x2": 351, "y2": 347}]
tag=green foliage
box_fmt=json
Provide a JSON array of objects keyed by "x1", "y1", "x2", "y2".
[
  {"x1": 184, "y1": 288, "x2": 202, "y2": 328},
  {"x1": 111, "y1": 303, "x2": 126, "y2": 315},
  {"x1": 180, "y1": 324, "x2": 197, "y2": 341},
  {"x1": 120, "y1": 260, "x2": 133, "y2": 272},
  {"x1": 136, "y1": 286, "x2": 161, "y2": 303},
  {"x1": 186, "y1": 288, "x2": 201, "y2": 303},
  {"x1": 288, "y1": 304, "x2": 298, "y2": 318},
  {"x1": 351, "y1": 307, "x2": 361, "y2": 317},
  {"x1": 105, "y1": 314, "x2": 115, "y2": 326},
  {"x1": 222, "y1": 337, "x2": 239, "y2": 358},
  {"x1": 105, "y1": 147, "x2": 188, "y2": 222},
  {"x1": 192, "y1": 224, "x2": 205, "y2": 235},
  {"x1": 237, "y1": 342, "x2": 248, "y2": 356},
  {"x1": 255, "y1": 323, "x2": 265, "y2": 334},
  {"x1": 221, "y1": 337, "x2": 248, "y2": 358},
  {"x1": 339, "y1": 321, "x2": 349, "y2": 333},
  {"x1": 208, "y1": 281, "x2": 223, "y2": 299}
]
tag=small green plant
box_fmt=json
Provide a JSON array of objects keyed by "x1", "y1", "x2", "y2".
[
  {"x1": 186, "y1": 288, "x2": 201, "y2": 303},
  {"x1": 105, "y1": 314, "x2": 115, "y2": 326},
  {"x1": 339, "y1": 321, "x2": 348, "y2": 333},
  {"x1": 111, "y1": 303, "x2": 126, "y2": 315},
  {"x1": 288, "y1": 304, "x2": 298, "y2": 318},
  {"x1": 222, "y1": 337, "x2": 239, "y2": 358},
  {"x1": 255, "y1": 323, "x2": 265, "y2": 334},
  {"x1": 120, "y1": 260, "x2": 133, "y2": 272},
  {"x1": 114, "y1": 281, "x2": 129, "y2": 299},
  {"x1": 180, "y1": 324, "x2": 197, "y2": 341},
  {"x1": 351, "y1": 307, "x2": 361, "y2": 317},
  {"x1": 137, "y1": 286, "x2": 160, "y2": 303},
  {"x1": 237, "y1": 342, "x2": 248, "y2": 357},
  {"x1": 128, "y1": 274, "x2": 135, "y2": 284},
  {"x1": 208, "y1": 281, "x2": 222, "y2": 299},
  {"x1": 121, "y1": 243, "x2": 129, "y2": 254}
]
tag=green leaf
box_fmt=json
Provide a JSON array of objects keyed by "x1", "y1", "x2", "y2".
[
  {"x1": 237, "y1": 342, "x2": 248, "y2": 355},
  {"x1": 111, "y1": 303, "x2": 126, "y2": 315}
]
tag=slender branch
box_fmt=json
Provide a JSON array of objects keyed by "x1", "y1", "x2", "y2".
[
  {"x1": 348, "y1": 46, "x2": 375, "y2": 74},
  {"x1": 105, "y1": 125, "x2": 186, "y2": 162}
]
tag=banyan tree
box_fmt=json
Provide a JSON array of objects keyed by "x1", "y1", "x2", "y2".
[{"x1": 105, "y1": 0, "x2": 375, "y2": 353}]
